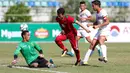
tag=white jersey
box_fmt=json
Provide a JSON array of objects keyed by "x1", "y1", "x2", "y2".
[
  {"x1": 96, "y1": 9, "x2": 109, "y2": 31},
  {"x1": 78, "y1": 9, "x2": 91, "y2": 30},
  {"x1": 94, "y1": 9, "x2": 110, "y2": 40}
]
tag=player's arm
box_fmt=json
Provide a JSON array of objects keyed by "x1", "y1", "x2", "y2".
[
  {"x1": 75, "y1": 20, "x2": 90, "y2": 33},
  {"x1": 12, "y1": 45, "x2": 21, "y2": 65},
  {"x1": 94, "y1": 16, "x2": 109, "y2": 29},
  {"x1": 79, "y1": 16, "x2": 92, "y2": 21},
  {"x1": 87, "y1": 21, "x2": 98, "y2": 27},
  {"x1": 55, "y1": 17, "x2": 65, "y2": 35},
  {"x1": 33, "y1": 42, "x2": 44, "y2": 58},
  {"x1": 86, "y1": 11, "x2": 93, "y2": 21},
  {"x1": 94, "y1": 10, "x2": 109, "y2": 29},
  {"x1": 86, "y1": 16, "x2": 92, "y2": 21},
  {"x1": 87, "y1": 23, "x2": 93, "y2": 27},
  {"x1": 69, "y1": 15, "x2": 90, "y2": 32}
]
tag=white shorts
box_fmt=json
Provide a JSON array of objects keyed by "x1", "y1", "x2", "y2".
[
  {"x1": 94, "y1": 29, "x2": 110, "y2": 40},
  {"x1": 77, "y1": 29, "x2": 90, "y2": 37}
]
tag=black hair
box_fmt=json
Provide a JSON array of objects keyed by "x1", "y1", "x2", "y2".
[
  {"x1": 21, "y1": 30, "x2": 29, "y2": 38},
  {"x1": 80, "y1": 1, "x2": 86, "y2": 5},
  {"x1": 57, "y1": 8, "x2": 65, "y2": 15},
  {"x1": 92, "y1": 0, "x2": 101, "y2": 7}
]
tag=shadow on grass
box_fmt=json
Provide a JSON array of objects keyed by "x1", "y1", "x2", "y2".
[{"x1": 65, "y1": 63, "x2": 102, "y2": 68}]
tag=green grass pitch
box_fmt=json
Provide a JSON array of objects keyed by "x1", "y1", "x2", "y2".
[{"x1": 0, "y1": 43, "x2": 130, "y2": 73}]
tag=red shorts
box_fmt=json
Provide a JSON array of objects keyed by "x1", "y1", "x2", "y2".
[{"x1": 55, "y1": 32, "x2": 78, "y2": 50}]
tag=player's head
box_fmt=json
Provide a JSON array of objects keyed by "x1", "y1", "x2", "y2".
[
  {"x1": 21, "y1": 30, "x2": 30, "y2": 41},
  {"x1": 80, "y1": 1, "x2": 86, "y2": 11},
  {"x1": 92, "y1": 0, "x2": 101, "y2": 11},
  {"x1": 57, "y1": 8, "x2": 65, "y2": 19}
]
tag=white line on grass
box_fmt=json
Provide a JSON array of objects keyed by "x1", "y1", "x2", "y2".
[{"x1": 0, "y1": 64, "x2": 68, "y2": 73}]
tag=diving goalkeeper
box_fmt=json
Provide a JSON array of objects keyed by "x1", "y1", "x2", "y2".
[{"x1": 12, "y1": 30, "x2": 55, "y2": 68}]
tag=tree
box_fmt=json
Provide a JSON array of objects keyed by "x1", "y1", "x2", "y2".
[{"x1": 4, "y1": 3, "x2": 31, "y2": 22}]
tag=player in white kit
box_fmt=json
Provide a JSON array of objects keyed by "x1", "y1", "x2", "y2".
[
  {"x1": 81, "y1": 0, "x2": 110, "y2": 65},
  {"x1": 70, "y1": 1, "x2": 102, "y2": 65},
  {"x1": 71, "y1": 1, "x2": 92, "y2": 55},
  {"x1": 77, "y1": 1, "x2": 92, "y2": 43}
]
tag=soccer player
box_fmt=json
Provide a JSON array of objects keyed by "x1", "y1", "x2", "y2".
[
  {"x1": 71, "y1": 1, "x2": 102, "y2": 64},
  {"x1": 77, "y1": 1, "x2": 92, "y2": 43},
  {"x1": 81, "y1": 0, "x2": 110, "y2": 64},
  {"x1": 12, "y1": 30, "x2": 55, "y2": 68},
  {"x1": 55, "y1": 8, "x2": 90, "y2": 65}
]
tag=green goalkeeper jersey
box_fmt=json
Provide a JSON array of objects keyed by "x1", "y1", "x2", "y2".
[{"x1": 14, "y1": 41, "x2": 42, "y2": 64}]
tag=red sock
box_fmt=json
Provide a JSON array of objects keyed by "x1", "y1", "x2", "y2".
[{"x1": 74, "y1": 50, "x2": 80, "y2": 61}]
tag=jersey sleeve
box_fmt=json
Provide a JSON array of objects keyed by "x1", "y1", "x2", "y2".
[
  {"x1": 86, "y1": 10, "x2": 91, "y2": 17},
  {"x1": 14, "y1": 45, "x2": 21, "y2": 56},
  {"x1": 68, "y1": 15, "x2": 76, "y2": 23},
  {"x1": 33, "y1": 42, "x2": 42, "y2": 52},
  {"x1": 102, "y1": 10, "x2": 108, "y2": 20}
]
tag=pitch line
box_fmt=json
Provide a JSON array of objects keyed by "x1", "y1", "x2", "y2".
[{"x1": 0, "y1": 64, "x2": 69, "y2": 73}]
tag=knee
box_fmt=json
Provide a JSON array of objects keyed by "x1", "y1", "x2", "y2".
[
  {"x1": 90, "y1": 43, "x2": 95, "y2": 49},
  {"x1": 90, "y1": 43, "x2": 94, "y2": 47},
  {"x1": 55, "y1": 38, "x2": 60, "y2": 43},
  {"x1": 31, "y1": 63, "x2": 38, "y2": 68},
  {"x1": 99, "y1": 40, "x2": 104, "y2": 45}
]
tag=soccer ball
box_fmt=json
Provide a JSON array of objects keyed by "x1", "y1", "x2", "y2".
[{"x1": 20, "y1": 23, "x2": 28, "y2": 31}]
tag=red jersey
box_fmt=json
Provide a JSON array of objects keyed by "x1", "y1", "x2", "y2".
[{"x1": 56, "y1": 15, "x2": 77, "y2": 35}]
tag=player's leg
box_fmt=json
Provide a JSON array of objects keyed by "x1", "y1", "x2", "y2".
[
  {"x1": 29, "y1": 57, "x2": 49, "y2": 68},
  {"x1": 88, "y1": 41, "x2": 102, "y2": 57},
  {"x1": 88, "y1": 29, "x2": 102, "y2": 57},
  {"x1": 71, "y1": 30, "x2": 81, "y2": 54},
  {"x1": 68, "y1": 34, "x2": 81, "y2": 65},
  {"x1": 55, "y1": 34, "x2": 68, "y2": 56},
  {"x1": 95, "y1": 44, "x2": 102, "y2": 57},
  {"x1": 37, "y1": 57, "x2": 55, "y2": 68},
  {"x1": 98, "y1": 30, "x2": 109, "y2": 63},
  {"x1": 29, "y1": 63, "x2": 38, "y2": 67},
  {"x1": 29, "y1": 57, "x2": 39, "y2": 67},
  {"x1": 81, "y1": 29, "x2": 91, "y2": 43},
  {"x1": 98, "y1": 36, "x2": 107, "y2": 63},
  {"x1": 81, "y1": 31, "x2": 100, "y2": 65},
  {"x1": 82, "y1": 39, "x2": 98, "y2": 65}
]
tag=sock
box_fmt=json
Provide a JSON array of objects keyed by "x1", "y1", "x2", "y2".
[
  {"x1": 100, "y1": 45, "x2": 107, "y2": 60},
  {"x1": 90, "y1": 50, "x2": 94, "y2": 57},
  {"x1": 83, "y1": 49, "x2": 92, "y2": 62},
  {"x1": 95, "y1": 45, "x2": 102, "y2": 56},
  {"x1": 74, "y1": 50, "x2": 80, "y2": 61}
]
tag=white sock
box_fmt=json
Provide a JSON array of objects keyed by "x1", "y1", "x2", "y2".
[
  {"x1": 100, "y1": 45, "x2": 107, "y2": 60},
  {"x1": 83, "y1": 49, "x2": 92, "y2": 62},
  {"x1": 90, "y1": 50, "x2": 94, "y2": 56}
]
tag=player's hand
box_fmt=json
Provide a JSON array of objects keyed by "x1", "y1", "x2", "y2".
[
  {"x1": 93, "y1": 25, "x2": 100, "y2": 29},
  {"x1": 39, "y1": 54, "x2": 44, "y2": 58},
  {"x1": 86, "y1": 29, "x2": 91, "y2": 33},
  {"x1": 87, "y1": 24, "x2": 92, "y2": 27},
  {"x1": 12, "y1": 59, "x2": 17, "y2": 65}
]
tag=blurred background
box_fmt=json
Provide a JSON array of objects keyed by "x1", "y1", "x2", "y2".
[
  {"x1": 0, "y1": 0, "x2": 130, "y2": 43},
  {"x1": 0, "y1": 0, "x2": 129, "y2": 22}
]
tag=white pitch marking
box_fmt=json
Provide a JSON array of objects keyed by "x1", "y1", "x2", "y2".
[{"x1": 0, "y1": 64, "x2": 68, "y2": 73}]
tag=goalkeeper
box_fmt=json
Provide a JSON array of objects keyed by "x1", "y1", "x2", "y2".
[{"x1": 12, "y1": 30, "x2": 55, "y2": 68}]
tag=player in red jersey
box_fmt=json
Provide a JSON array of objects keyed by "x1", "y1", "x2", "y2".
[{"x1": 55, "y1": 8, "x2": 90, "y2": 65}]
